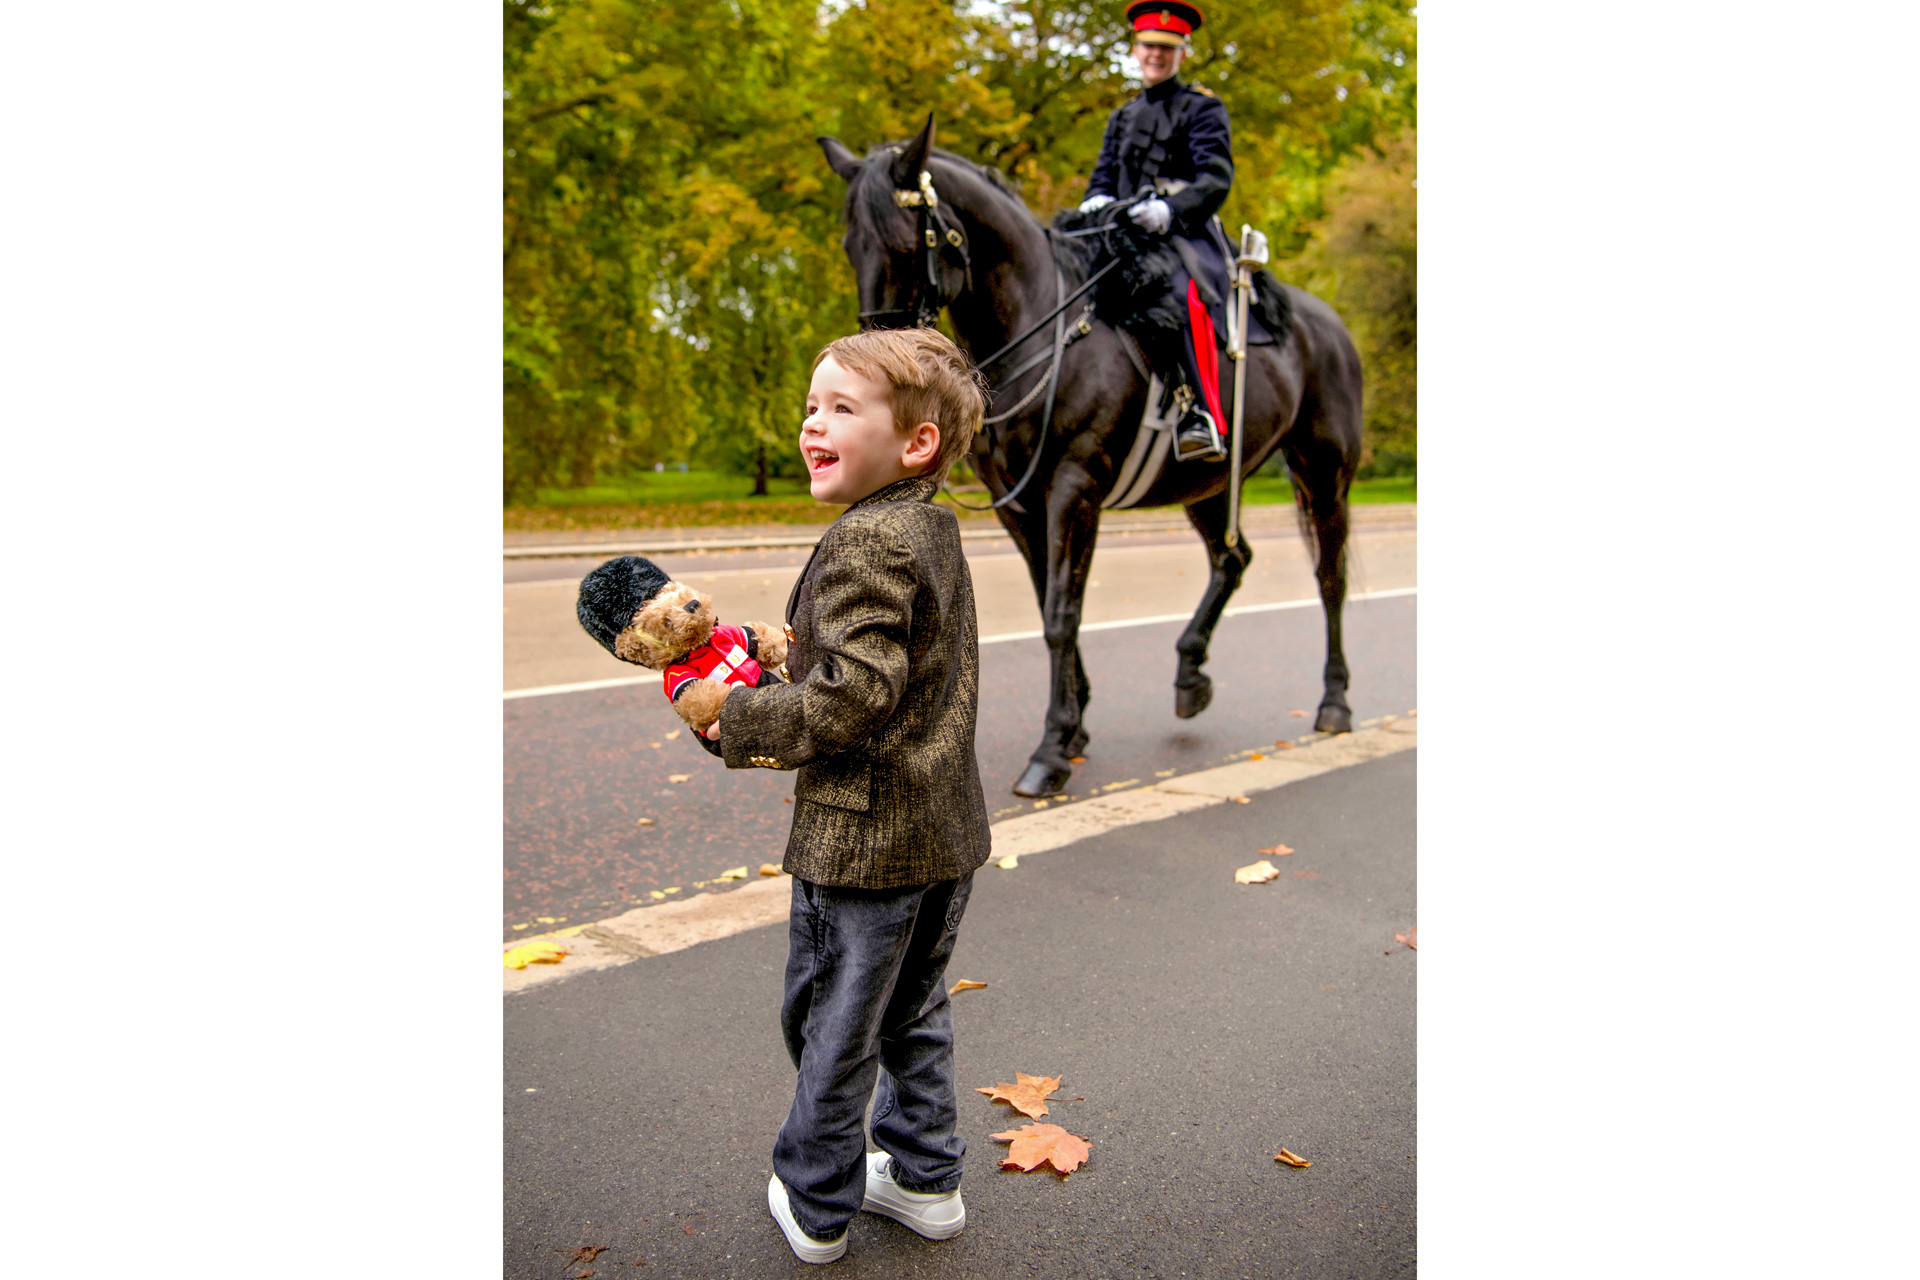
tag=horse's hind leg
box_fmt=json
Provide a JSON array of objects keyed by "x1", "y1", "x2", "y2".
[
  {"x1": 1288, "y1": 444, "x2": 1356, "y2": 734},
  {"x1": 1173, "y1": 490, "x2": 1254, "y2": 719}
]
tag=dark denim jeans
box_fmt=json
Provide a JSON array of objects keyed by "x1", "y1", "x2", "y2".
[{"x1": 772, "y1": 873, "x2": 974, "y2": 1240}]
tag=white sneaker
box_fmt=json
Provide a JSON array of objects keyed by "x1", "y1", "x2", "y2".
[
  {"x1": 860, "y1": 1151, "x2": 966, "y2": 1240},
  {"x1": 766, "y1": 1174, "x2": 848, "y2": 1264}
]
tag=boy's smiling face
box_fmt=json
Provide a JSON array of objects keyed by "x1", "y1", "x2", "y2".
[{"x1": 801, "y1": 356, "x2": 940, "y2": 505}]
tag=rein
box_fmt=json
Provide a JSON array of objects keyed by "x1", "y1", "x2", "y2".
[{"x1": 858, "y1": 169, "x2": 1127, "y2": 514}]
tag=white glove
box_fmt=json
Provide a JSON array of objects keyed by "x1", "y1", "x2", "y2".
[
  {"x1": 1127, "y1": 197, "x2": 1172, "y2": 235},
  {"x1": 1078, "y1": 193, "x2": 1115, "y2": 214}
]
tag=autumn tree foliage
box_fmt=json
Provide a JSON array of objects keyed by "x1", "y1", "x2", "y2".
[{"x1": 503, "y1": 0, "x2": 1417, "y2": 501}]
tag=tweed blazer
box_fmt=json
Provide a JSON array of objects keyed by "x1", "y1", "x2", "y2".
[{"x1": 719, "y1": 474, "x2": 991, "y2": 888}]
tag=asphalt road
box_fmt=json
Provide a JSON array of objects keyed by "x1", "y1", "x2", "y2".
[
  {"x1": 504, "y1": 749, "x2": 1417, "y2": 1279},
  {"x1": 504, "y1": 594, "x2": 1416, "y2": 938}
]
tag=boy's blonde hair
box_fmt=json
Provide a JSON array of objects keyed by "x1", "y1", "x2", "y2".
[{"x1": 814, "y1": 328, "x2": 987, "y2": 486}]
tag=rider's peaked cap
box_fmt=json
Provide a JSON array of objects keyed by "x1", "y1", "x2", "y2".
[
  {"x1": 576, "y1": 554, "x2": 671, "y2": 659},
  {"x1": 1128, "y1": 0, "x2": 1204, "y2": 46}
]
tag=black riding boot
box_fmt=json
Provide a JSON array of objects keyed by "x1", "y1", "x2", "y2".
[{"x1": 1170, "y1": 332, "x2": 1225, "y2": 463}]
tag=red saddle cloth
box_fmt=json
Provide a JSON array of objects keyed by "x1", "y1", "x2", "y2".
[{"x1": 662, "y1": 624, "x2": 763, "y2": 704}]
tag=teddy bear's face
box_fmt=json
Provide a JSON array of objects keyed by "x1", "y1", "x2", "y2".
[{"x1": 613, "y1": 580, "x2": 718, "y2": 668}]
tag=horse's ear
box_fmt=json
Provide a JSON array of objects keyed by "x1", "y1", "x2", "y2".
[
  {"x1": 891, "y1": 114, "x2": 935, "y2": 189},
  {"x1": 818, "y1": 136, "x2": 863, "y2": 183}
]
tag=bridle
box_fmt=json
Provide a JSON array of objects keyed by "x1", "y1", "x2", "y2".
[
  {"x1": 856, "y1": 169, "x2": 971, "y2": 332},
  {"x1": 856, "y1": 165, "x2": 1126, "y2": 512}
]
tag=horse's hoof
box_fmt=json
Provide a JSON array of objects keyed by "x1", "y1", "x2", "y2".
[
  {"x1": 1013, "y1": 761, "x2": 1072, "y2": 798},
  {"x1": 1175, "y1": 678, "x2": 1213, "y2": 719},
  {"x1": 1314, "y1": 704, "x2": 1352, "y2": 735}
]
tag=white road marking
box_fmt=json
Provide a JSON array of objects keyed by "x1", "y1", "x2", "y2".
[
  {"x1": 503, "y1": 672, "x2": 662, "y2": 701},
  {"x1": 977, "y1": 586, "x2": 1417, "y2": 646},
  {"x1": 500, "y1": 586, "x2": 1418, "y2": 698}
]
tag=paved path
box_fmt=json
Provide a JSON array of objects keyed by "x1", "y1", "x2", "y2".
[
  {"x1": 504, "y1": 596, "x2": 1416, "y2": 938},
  {"x1": 505, "y1": 751, "x2": 1416, "y2": 1279}
]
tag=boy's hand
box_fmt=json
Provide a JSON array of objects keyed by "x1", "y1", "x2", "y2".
[{"x1": 704, "y1": 718, "x2": 721, "y2": 741}]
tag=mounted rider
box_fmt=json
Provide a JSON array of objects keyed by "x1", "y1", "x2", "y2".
[{"x1": 1080, "y1": 0, "x2": 1235, "y2": 463}]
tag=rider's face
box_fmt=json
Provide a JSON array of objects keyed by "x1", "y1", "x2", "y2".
[{"x1": 1134, "y1": 41, "x2": 1183, "y2": 87}]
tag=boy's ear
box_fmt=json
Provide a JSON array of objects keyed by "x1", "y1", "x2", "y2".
[{"x1": 903, "y1": 421, "x2": 941, "y2": 472}]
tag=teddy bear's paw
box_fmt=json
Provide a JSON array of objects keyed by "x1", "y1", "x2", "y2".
[
  {"x1": 674, "y1": 679, "x2": 732, "y2": 734},
  {"x1": 744, "y1": 620, "x2": 787, "y2": 670}
]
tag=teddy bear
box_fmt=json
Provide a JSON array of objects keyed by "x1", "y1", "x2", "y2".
[{"x1": 576, "y1": 555, "x2": 789, "y2": 754}]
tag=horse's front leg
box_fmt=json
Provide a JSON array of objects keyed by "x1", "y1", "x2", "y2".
[
  {"x1": 1011, "y1": 468, "x2": 1101, "y2": 798},
  {"x1": 1173, "y1": 489, "x2": 1254, "y2": 719}
]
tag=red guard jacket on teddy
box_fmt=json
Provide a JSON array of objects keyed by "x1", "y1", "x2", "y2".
[{"x1": 662, "y1": 624, "x2": 764, "y2": 706}]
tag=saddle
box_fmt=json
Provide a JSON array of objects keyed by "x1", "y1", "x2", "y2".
[{"x1": 1052, "y1": 205, "x2": 1291, "y2": 355}]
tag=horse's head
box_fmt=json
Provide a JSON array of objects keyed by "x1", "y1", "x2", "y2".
[{"x1": 819, "y1": 115, "x2": 972, "y2": 331}]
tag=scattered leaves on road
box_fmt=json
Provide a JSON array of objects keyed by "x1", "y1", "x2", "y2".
[
  {"x1": 1229, "y1": 795, "x2": 1250, "y2": 804},
  {"x1": 1390, "y1": 928, "x2": 1417, "y2": 953},
  {"x1": 996, "y1": 854, "x2": 1020, "y2": 869},
  {"x1": 636, "y1": 817, "x2": 655, "y2": 826},
  {"x1": 1236, "y1": 860, "x2": 1281, "y2": 885},
  {"x1": 950, "y1": 979, "x2": 988, "y2": 995},
  {"x1": 1274, "y1": 1148, "x2": 1312, "y2": 1168},
  {"x1": 1069, "y1": 755, "x2": 1086, "y2": 764},
  {"x1": 1292, "y1": 870, "x2": 1320, "y2": 880},
  {"x1": 665, "y1": 729, "x2": 682, "y2": 740},
  {"x1": 667, "y1": 773, "x2": 691, "y2": 784},
  {"x1": 503, "y1": 941, "x2": 568, "y2": 970},
  {"x1": 1288, "y1": 709, "x2": 1310, "y2": 718},
  {"x1": 977, "y1": 1072, "x2": 1062, "y2": 1119},
  {"x1": 1273, "y1": 740, "x2": 1295, "y2": 750},
  {"x1": 993, "y1": 1123, "x2": 1092, "y2": 1174},
  {"x1": 1249, "y1": 751, "x2": 1265, "y2": 760},
  {"x1": 562, "y1": 1247, "x2": 607, "y2": 1265},
  {"x1": 1258, "y1": 844, "x2": 1294, "y2": 856},
  {"x1": 758, "y1": 863, "x2": 781, "y2": 876},
  {"x1": 717, "y1": 866, "x2": 749, "y2": 880}
]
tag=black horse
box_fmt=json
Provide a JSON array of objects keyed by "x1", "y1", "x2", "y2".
[{"x1": 819, "y1": 117, "x2": 1365, "y2": 798}]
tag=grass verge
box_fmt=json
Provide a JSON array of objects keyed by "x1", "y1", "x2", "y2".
[{"x1": 505, "y1": 470, "x2": 1414, "y2": 533}]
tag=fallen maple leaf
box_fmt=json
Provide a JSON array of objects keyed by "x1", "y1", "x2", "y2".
[
  {"x1": 977, "y1": 1072, "x2": 1062, "y2": 1119},
  {"x1": 1274, "y1": 1148, "x2": 1311, "y2": 1168},
  {"x1": 993, "y1": 1123, "x2": 1091, "y2": 1174},
  {"x1": 758, "y1": 863, "x2": 781, "y2": 876},
  {"x1": 503, "y1": 941, "x2": 568, "y2": 970},
  {"x1": 563, "y1": 1247, "x2": 608, "y2": 1265},
  {"x1": 1236, "y1": 860, "x2": 1280, "y2": 884},
  {"x1": 949, "y1": 979, "x2": 988, "y2": 995},
  {"x1": 717, "y1": 866, "x2": 748, "y2": 880},
  {"x1": 1395, "y1": 928, "x2": 1417, "y2": 951},
  {"x1": 1288, "y1": 709, "x2": 1309, "y2": 718},
  {"x1": 1258, "y1": 844, "x2": 1294, "y2": 856},
  {"x1": 667, "y1": 773, "x2": 691, "y2": 784},
  {"x1": 636, "y1": 817, "x2": 655, "y2": 826}
]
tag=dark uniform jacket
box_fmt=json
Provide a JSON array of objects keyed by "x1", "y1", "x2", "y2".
[
  {"x1": 720, "y1": 474, "x2": 991, "y2": 889},
  {"x1": 1087, "y1": 76, "x2": 1234, "y2": 237}
]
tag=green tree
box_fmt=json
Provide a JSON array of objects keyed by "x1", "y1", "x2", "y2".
[
  {"x1": 1282, "y1": 128, "x2": 1416, "y2": 472},
  {"x1": 503, "y1": 0, "x2": 1416, "y2": 501}
]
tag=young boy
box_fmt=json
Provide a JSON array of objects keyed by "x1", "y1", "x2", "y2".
[{"x1": 704, "y1": 327, "x2": 992, "y2": 1264}]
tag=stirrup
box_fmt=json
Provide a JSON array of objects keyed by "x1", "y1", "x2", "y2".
[{"x1": 1173, "y1": 407, "x2": 1226, "y2": 462}]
